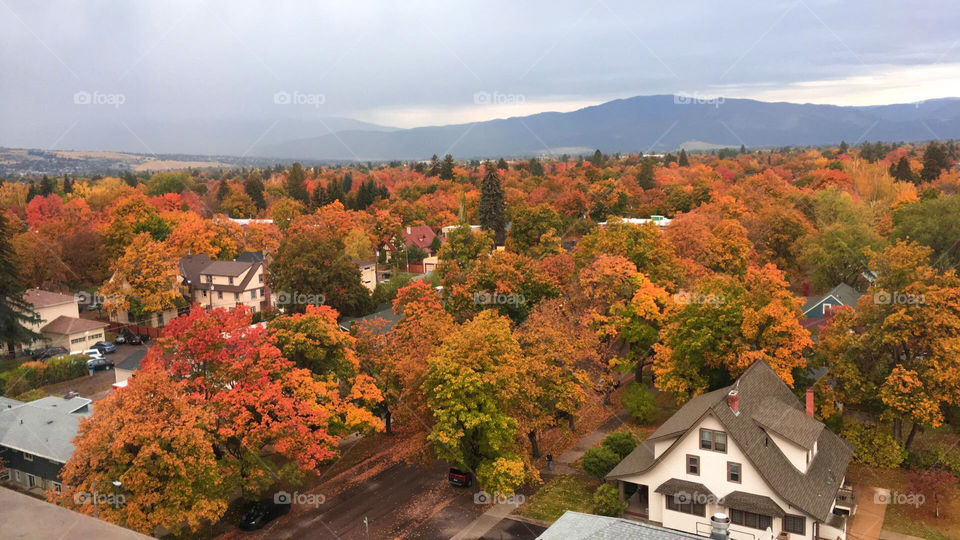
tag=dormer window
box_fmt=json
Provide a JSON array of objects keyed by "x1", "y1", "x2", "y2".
[
  {"x1": 700, "y1": 429, "x2": 727, "y2": 452},
  {"x1": 229, "y1": 277, "x2": 234, "y2": 285}
]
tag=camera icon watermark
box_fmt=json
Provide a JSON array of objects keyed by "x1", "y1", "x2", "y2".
[
  {"x1": 473, "y1": 490, "x2": 525, "y2": 506},
  {"x1": 474, "y1": 291, "x2": 526, "y2": 306},
  {"x1": 873, "y1": 290, "x2": 924, "y2": 306},
  {"x1": 274, "y1": 490, "x2": 325, "y2": 508},
  {"x1": 73, "y1": 90, "x2": 126, "y2": 109},
  {"x1": 274, "y1": 291, "x2": 326, "y2": 306},
  {"x1": 273, "y1": 90, "x2": 325, "y2": 108},
  {"x1": 874, "y1": 490, "x2": 924, "y2": 508},
  {"x1": 473, "y1": 91, "x2": 526, "y2": 106},
  {"x1": 674, "y1": 490, "x2": 718, "y2": 505},
  {"x1": 73, "y1": 490, "x2": 125, "y2": 507},
  {"x1": 673, "y1": 92, "x2": 724, "y2": 108},
  {"x1": 672, "y1": 290, "x2": 724, "y2": 306}
]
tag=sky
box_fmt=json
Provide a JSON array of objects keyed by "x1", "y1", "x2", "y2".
[{"x1": 2, "y1": 0, "x2": 960, "y2": 151}]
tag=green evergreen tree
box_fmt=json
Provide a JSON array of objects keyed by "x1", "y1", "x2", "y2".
[
  {"x1": 839, "y1": 140, "x2": 849, "y2": 154},
  {"x1": 591, "y1": 149, "x2": 604, "y2": 166},
  {"x1": 122, "y1": 171, "x2": 139, "y2": 187},
  {"x1": 40, "y1": 175, "x2": 55, "y2": 196},
  {"x1": 439, "y1": 154, "x2": 455, "y2": 180},
  {"x1": 215, "y1": 179, "x2": 230, "y2": 203},
  {"x1": 63, "y1": 175, "x2": 73, "y2": 194},
  {"x1": 637, "y1": 157, "x2": 656, "y2": 190},
  {"x1": 739, "y1": 144, "x2": 747, "y2": 154},
  {"x1": 479, "y1": 164, "x2": 506, "y2": 245},
  {"x1": 26, "y1": 181, "x2": 38, "y2": 202},
  {"x1": 342, "y1": 171, "x2": 353, "y2": 194},
  {"x1": 921, "y1": 142, "x2": 951, "y2": 182},
  {"x1": 678, "y1": 149, "x2": 689, "y2": 166},
  {"x1": 327, "y1": 178, "x2": 345, "y2": 203},
  {"x1": 285, "y1": 162, "x2": 310, "y2": 204},
  {"x1": 243, "y1": 171, "x2": 266, "y2": 210},
  {"x1": 0, "y1": 212, "x2": 41, "y2": 352},
  {"x1": 496, "y1": 157, "x2": 508, "y2": 170},
  {"x1": 311, "y1": 183, "x2": 328, "y2": 209},
  {"x1": 427, "y1": 154, "x2": 441, "y2": 177},
  {"x1": 529, "y1": 157, "x2": 544, "y2": 177},
  {"x1": 889, "y1": 156, "x2": 915, "y2": 184}
]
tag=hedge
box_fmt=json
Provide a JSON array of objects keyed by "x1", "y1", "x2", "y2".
[{"x1": 2, "y1": 355, "x2": 88, "y2": 396}]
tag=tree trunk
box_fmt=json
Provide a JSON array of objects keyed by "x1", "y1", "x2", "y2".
[
  {"x1": 904, "y1": 422, "x2": 921, "y2": 451},
  {"x1": 528, "y1": 430, "x2": 540, "y2": 458},
  {"x1": 893, "y1": 418, "x2": 902, "y2": 442},
  {"x1": 384, "y1": 409, "x2": 392, "y2": 435}
]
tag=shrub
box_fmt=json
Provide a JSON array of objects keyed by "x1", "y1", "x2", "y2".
[
  {"x1": 622, "y1": 382, "x2": 658, "y2": 424},
  {"x1": 592, "y1": 483, "x2": 627, "y2": 517},
  {"x1": 14, "y1": 389, "x2": 47, "y2": 402},
  {"x1": 2, "y1": 355, "x2": 87, "y2": 396},
  {"x1": 582, "y1": 446, "x2": 621, "y2": 478},
  {"x1": 602, "y1": 432, "x2": 637, "y2": 459},
  {"x1": 841, "y1": 422, "x2": 906, "y2": 468}
]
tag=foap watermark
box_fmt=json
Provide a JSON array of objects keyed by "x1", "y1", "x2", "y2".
[
  {"x1": 274, "y1": 291, "x2": 326, "y2": 306},
  {"x1": 673, "y1": 92, "x2": 724, "y2": 108},
  {"x1": 73, "y1": 491, "x2": 126, "y2": 507},
  {"x1": 274, "y1": 490, "x2": 325, "y2": 508},
  {"x1": 873, "y1": 290, "x2": 925, "y2": 306},
  {"x1": 672, "y1": 290, "x2": 725, "y2": 306},
  {"x1": 875, "y1": 490, "x2": 925, "y2": 508},
  {"x1": 273, "y1": 90, "x2": 326, "y2": 108},
  {"x1": 473, "y1": 490, "x2": 525, "y2": 506},
  {"x1": 75, "y1": 291, "x2": 122, "y2": 306},
  {"x1": 473, "y1": 91, "x2": 526, "y2": 106},
  {"x1": 474, "y1": 291, "x2": 526, "y2": 306},
  {"x1": 674, "y1": 491, "x2": 720, "y2": 506},
  {"x1": 73, "y1": 90, "x2": 126, "y2": 109}
]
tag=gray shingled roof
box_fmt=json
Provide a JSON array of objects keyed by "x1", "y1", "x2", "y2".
[
  {"x1": 803, "y1": 283, "x2": 864, "y2": 314},
  {"x1": 537, "y1": 511, "x2": 701, "y2": 540},
  {"x1": 0, "y1": 401, "x2": 87, "y2": 463},
  {"x1": 752, "y1": 398, "x2": 824, "y2": 450},
  {"x1": 720, "y1": 490, "x2": 785, "y2": 517},
  {"x1": 608, "y1": 361, "x2": 853, "y2": 522}
]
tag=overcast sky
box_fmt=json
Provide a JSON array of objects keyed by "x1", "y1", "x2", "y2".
[{"x1": 2, "y1": 0, "x2": 960, "y2": 149}]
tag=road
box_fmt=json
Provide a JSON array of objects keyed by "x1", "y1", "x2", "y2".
[{"x1": 241, "y1": 460, "x2": 483, "y2": 540}]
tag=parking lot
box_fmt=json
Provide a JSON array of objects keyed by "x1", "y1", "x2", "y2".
[{"x1": 37, "y1": 343, "x2": 148, "y2": 401}]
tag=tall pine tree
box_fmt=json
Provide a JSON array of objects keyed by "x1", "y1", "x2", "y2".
[
  {"x1": 244, "y1": 171, "x2": 266, "y2": 210},
  {"x1": 479, "y1": 164, "x2": 506, "y2": 245},
  {"x1": 0, "y1": 212, "x2": 40, "y2": 352},
  {"x1": 440, "y1": 154, "x2": 455, "y2": 180},
  {"x1": 678, "y1": 149, "x2": 690, "y2": 166},
  {"x1": 285, "y1": 162, "x2": 310, "y2": 204}
]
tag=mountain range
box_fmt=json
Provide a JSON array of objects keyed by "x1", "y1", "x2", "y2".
[{"x1": 22, "y1": 95, "x2": 960, "y2": 161}]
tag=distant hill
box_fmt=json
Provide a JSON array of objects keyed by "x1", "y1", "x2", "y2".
[{"x1": 258, "y1": 95, "x2": 960, "y2": 160}]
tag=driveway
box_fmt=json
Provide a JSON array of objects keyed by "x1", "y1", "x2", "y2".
[
  {"x1": 38, "y1": 344, "x2": 148, "y2": 401},
  {"x1": 848, "y1": 485, "x2": 886, "y2": 540}
]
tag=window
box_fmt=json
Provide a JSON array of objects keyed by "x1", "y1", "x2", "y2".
[
  {"x1": 71, "y1": 337, "x2": 85, "y2": 344},
  {"x1": 700, "y1": 429, "x2": 727, "y2": 452},
  {"x1": 666, "y1": 495, "x2": 705, "y2": 517},
  {"x1": 217, "y1": 291, "x2": 223, "y2": 300},
  {"x1": 727, "y1": 462, "x2": 741, "y2": 483},
  {"x1": 202, "y1": 290, "x2": 207, "y2": 297},
  {"x1": 14, "y1": 470, "x2": 20, "y2": 482},
  {"x1": 259, "y1": 274, "x2": 264, "y2": 283},
  {"x1": 206, "y1": 275, "x2": 212, "y2": 283},
  {"x1": 53, "y1": 482, "x2": 62, "y2": 494},
  {"x1": 730, "y1": 509, "x2": 772, "y2": 531},
  {"x1": 687, "y1": 454, "x2": 700, "y2": 475},
  {"x1": 251, "y1": 289, "x2": 257, "y2": 299},
  {"x1": 234, "y1": 293, "x2": 240, "y2": 301},
  {"x1": 23, "y1": 452, "x2": 33, "y2": 462},
  {"x1": 157, "y1": 312, "x2": 164, "y2": 326},
  {"x1": 783, "y1": 514, "x2": 805, "y2": 534}
]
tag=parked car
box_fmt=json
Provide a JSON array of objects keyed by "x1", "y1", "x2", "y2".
[
  {"x1": 126, "y1": 334, "x2": 143, "y2": 345},
  {"x1": 237, "y1": 499, "x2": 290, "y2": 531},
  {"x1": 92, "y1": 341, "x2": 116, "y2": 354},
  {"x1": 31, "y1": 347, "x2": 69, "y2": 361},
  {"x1": 86, "y1": 355, "x2": 115, "y2": 370},
  {"x1": 114, "y1": 334, "x2": 126, "y2": 345},
  {"x1": 448, "y1": 468, "x2": 473, "y2": 487}
]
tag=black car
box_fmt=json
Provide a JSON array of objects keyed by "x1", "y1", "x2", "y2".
[
  {"x1": 238, "y1": 499, "x2": 290, "y2": 531},
  {"x1": 87, "y1": 356, "x2": 115, "y2": 371},
  {"x1": 31, "y1": 347, "x2": 69, "y2": 361},
  {"x1": 448, "y1": 468, "x2": 473, "y2": 487},
  {"x1": 126, "y1": 334, "x2": 143, "y2": 345}
]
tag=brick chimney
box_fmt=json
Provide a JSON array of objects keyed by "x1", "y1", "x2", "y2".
[
  {"x1": 806, "y1": 386, "x2": 815, "y2": 418},
  {"x1": 727, "y1": 389, "x2": 739, "y2": 416}
]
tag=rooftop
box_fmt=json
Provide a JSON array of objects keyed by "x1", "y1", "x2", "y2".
[
  {"x1": 0, "y1": 395, "x2": 92, "y2": 463},
  {"x1": 23, "y1": 288, "x2": 76, "y2": 309},
  {"x1": 0, "y1": 488, "x2": 151, "y2": 539},
  {"x1": 538, "y1": 511, "x2": 700, "y2": 540},
  {"x1": 40, "y1": 315, "x2": 109, "y2": 335}
]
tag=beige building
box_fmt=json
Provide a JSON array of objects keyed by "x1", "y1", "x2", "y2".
[
  {"x1": 21, "y1": 289, "x2": 107, "y2": 352},
  {"x1": 180, "y1": 253, "x2": 269, "y2": 312},
  {"x1": 354, "y1": 258, "x2": 378, "y2": 292}
]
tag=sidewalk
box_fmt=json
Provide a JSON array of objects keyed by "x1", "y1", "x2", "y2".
[{"x1": 848, "y1": 485, "x2": 886, "y2": 540}]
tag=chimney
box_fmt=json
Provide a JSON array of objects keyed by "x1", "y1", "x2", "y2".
[
  {"x1": 806, "y1": 386, "x2": 815, "y2": 418},
  {"x1": 727, "y1": 389, "x2": 739, "y2": 416},
  {"x1": 710, "y1": 513, "x2": 730, "y2": 539}
]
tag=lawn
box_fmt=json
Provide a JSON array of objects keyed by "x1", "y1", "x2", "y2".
[
  {"x1": 847, "y1": 463, "x2": 960, "y2": 539},
  {"x1": 515, "y1": 475, "x2": 602, "y2": 522}
]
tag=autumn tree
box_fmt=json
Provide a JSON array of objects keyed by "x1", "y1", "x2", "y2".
[
  {"x1": 101, "y1": 232, "x2": 183, "y2": 322},
  {"x1": 423, "y1": 310, "x2": 534, "y2": 495},
  {"x1": 653, "y1": 264, "x2": 811, "y2": 400},
  {"x1": 506, "y1": 204, "x2": 563, "y2": 257},
  {"x1": 575, "y1": 220, "x2": 684, "y2": 290},
  {"x1": 55, "y1": 364, "x2": 229, "y2": 534},
  {"x1": 816, "y1": 240, "x2": 960, "y2": 449},
  {"x1": 893, "y1": 195, "x2": 960, "y2": 269},
  {"x1": 449, "y1": 250, "x2": 559, "y2": 323}
]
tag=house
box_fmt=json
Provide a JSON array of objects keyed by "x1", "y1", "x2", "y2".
[
  {"x1": 538, "y1": 510, "x2": 726, "y2": 540},
  {"x1": 607, "y1": 361, "x2": 854, "y2": 540},
  {"x1": 382, "y1": 225, "x2": 438, "y2": 260},
  {"x1": 21, "y1": 289, "x2": 108, "y2": 353},
  {"x1": 598, "y1": 215, "x2": 673, "y2": 229},
  {"x1": 339, "y1": 304, "x2": 401, "y2": 334},
  {"x1": 179, "y1": 253, "x2": 269, "y2": 312},
  {"x1": 353, "y1": 258, "x2": 378, "y2": 292},
  {"x1": 114, "y1": 349, "x2": 147, "y2": 388},
  {"x1": 802, "y1": 284, "x2": 863, "y2": 320},
  {"x1": 441, "y1": 224, "x2": 482, "y2": 239},
  {"x1": 0, "y1": 394, "x2": 92, "y2": 495}
]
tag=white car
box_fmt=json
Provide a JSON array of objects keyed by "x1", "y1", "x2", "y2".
[{"x1": 81, "y1": 349, "x2": 105, "y2": 361}]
